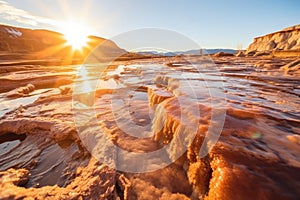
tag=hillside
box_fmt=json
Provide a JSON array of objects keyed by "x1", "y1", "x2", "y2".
[{"x1": 0, "y1": 24, "x2": 126, "y2": 62}]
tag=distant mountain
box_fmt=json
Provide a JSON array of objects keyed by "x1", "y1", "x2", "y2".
[{"x1": 138, "y1": 48, "x2": 237, "y2": 56}]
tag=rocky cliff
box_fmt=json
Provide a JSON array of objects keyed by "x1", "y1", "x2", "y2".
[
  {"x1": 246, "y1": 25, "x2": 300, "y2": 54},
  {"x1": 0, "y1": 24, "x2": 126, "y2": 62}
]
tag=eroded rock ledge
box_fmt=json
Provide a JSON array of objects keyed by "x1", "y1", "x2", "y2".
[
  {"x1": 246, "y1": 24, "x2": 300, "y2": 53},
  {"x1": 149, "y1": 84, "x2": 300, "y2": 199}
]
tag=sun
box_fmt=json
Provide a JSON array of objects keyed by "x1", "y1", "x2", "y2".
[{"x1": 60, "y1": 21, "x2": 92, "y2": 50}]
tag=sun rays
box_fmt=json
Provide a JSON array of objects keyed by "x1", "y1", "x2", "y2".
[{"x1": 60, "y1": 20, "x2": 91, "y2": 50}]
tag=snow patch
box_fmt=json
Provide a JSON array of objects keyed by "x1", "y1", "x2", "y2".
[{"x1": 4, "y1": 27, "x2": 22, "y2": 37}]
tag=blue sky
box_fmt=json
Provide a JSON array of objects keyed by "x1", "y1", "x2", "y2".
[{"x1": 0, "y1": 0, "x2": 299, "y2": 50}]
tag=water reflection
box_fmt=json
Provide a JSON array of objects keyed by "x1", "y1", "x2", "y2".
[
  {"x1": 0, "y1": 95, "x2": 40, "y2": 117},
  {"x1": 73, "y1": 64, "x2": 124, "y2": 107}
]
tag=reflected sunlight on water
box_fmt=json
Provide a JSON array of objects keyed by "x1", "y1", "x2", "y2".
[{"x1": 0, "y1": 95, "x2": 40, "y2": 117}]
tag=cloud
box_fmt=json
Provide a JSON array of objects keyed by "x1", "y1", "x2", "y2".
[{"x1": 0, "y1": 1, "x2": 59, "y2": 27}]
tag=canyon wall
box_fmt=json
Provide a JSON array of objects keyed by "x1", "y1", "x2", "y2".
[{"x1": 246, "y1": 25, "x2": 300, "y2": 54}]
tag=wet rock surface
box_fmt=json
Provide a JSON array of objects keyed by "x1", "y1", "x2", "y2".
[{"x1": 0, "y1": 56, "x2": 299, "y2": 199}]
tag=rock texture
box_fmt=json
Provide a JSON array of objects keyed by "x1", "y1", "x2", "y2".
[
  {"x1": 246, "y1": 24, "x2": 300, "y2": 54},
  {"x1": 280, "y1": 59, "x2": 300, "y2": 74},
  {"x1": 0, "y1": 56, "x2": 300, "y2": 199}
]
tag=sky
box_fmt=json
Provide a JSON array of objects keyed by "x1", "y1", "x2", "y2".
[{"x1": 0, "y1": 0, "x2": 299, "y2": 51}]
